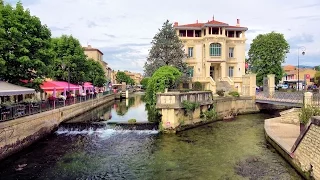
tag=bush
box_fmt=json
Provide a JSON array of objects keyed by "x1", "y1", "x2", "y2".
[
  {"x1": 228, "y1": 91, "x2": 240, "y2": 97},
  {"x1": 203, "y1": 109, "x2": 218, "y2": 121},
  {"x1": 217, "y1": 90, "x2": 225, "y2": 97},
  {"x1": 128, "y1": 119, "x2": 137, "y2": 124},
  {"x1": 193, "y1": 81, "x2": 202, "y2": 91},
  {"x1": 299, "y1": 106, "x2": 320, "y2": 125},
  {"x1": 182, "y1": 100, "x2": 200, "y2": 119}
]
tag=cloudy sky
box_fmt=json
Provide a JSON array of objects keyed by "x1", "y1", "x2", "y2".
[{"x1": 6, "y1": 0, "x2": 320, "y2": 73}]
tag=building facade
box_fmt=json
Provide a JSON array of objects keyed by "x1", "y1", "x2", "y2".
[
  {"x1": 174, "y1": 17, "x2": 248, "y2": 93},
  {"x1": 281, "y1": 65, "x2": 317, "y2": 88},
  {"x1": 83, "y1": 45, "x2": 112, "y2": 82},
  {"x1": 124, "y1": 71, "x2": 143, "y2": 85}
]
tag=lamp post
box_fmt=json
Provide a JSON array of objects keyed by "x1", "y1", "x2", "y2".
[
  {"x1": 61, "y1": 63, "x2": 70, "y2": 92},
  {"x1": 297, "y1": 47, "x2": 306, "y2": 91}
]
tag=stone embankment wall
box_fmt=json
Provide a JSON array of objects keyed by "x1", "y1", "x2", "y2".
[
  {"x1": 292, "y1": 117, "x2": 320, "y2": 179},
  {"x1": 156, "y1": 91, "x2": 259, "y2": 133},
  {"x1": 213, "y1": 96, "x2": 259, "y2": 118},
  {"x1": 0, "y1": 94, "x2": 115, "y2": 161}
]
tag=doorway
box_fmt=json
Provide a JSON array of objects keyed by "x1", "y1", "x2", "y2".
[{"x1": 210, "y1": 66, "x2": 215, "y2": 80}]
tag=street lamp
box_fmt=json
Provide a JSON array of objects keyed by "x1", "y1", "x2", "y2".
[
  {"x1": 61, "y1": 63, "x2": 70, "y2": 92},
  {"x1": 297, "y1": 46, "x2": 306, "y2": 91}
]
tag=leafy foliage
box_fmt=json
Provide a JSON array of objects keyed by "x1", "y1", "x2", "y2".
[
  {"x1": 217, "y1": 90, "x2": 225, "y2": 97},
  {"x1": 299, "y1": 105, "x2": 320, "y2": 125},
  {"x1": 182, "y1": 100, "x2": 200, "y2": 119},
  {"x1": 86, "y1": 59, "x2": 107, "y2": 87},
  {"x1": 193, "y1": 81, "x2": 202, "y2": 91},
  {"x1": 145, "y1": 66, "x2": 182, "y2": 122},
  {"x1": 0, "y1": 1, "x2": 52, "y2": 90},
  {"x1": 49, "y1": 35, "x2": 92, "y2": 85},
  {"x1": 144, "y1": 20, "x2": 187, "y2": 77},
  {"x1": 314, "y1": 66, "x2": 320, "y2": 71},
  {"x1": 140, "y1": 77, "x2": 150, "y2": 89},
  {"x1": 202, "y1": 109, "x2": 218, "y2": 121},
  {"x1": 314, "y1": 71, "x2": 320, "y2": 85},
  {"x1": 248, "y1": 32, "x2": 290, "y2": 86},
  {"x1": 128, "y1": 119, "x2": 137, "y2": 124},
  {"x1": 116, "y1": 71, "x2": 135, "y2": 85},
  {"x1": 228, "y1": 91, "x2": 240, "y2": 97}
]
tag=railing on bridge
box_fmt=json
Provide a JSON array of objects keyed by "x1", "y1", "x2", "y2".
[
  {"x1": 312, "y1": 93, "x2": 320, "y2": 107},
  {"x1": 256, "y1": 91, "x2": 304, "y2": 106}
]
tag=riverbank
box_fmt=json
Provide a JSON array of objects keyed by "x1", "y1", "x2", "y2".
[
  {"x1": 0, "y1": 113, "x2": 301, "y2": 179},
  {"x1": 265, "y1": 108, "x2": 320, "y2": 179},
  {"x1": 0, "y1": 94, "x2": 115, "y2": 161}
]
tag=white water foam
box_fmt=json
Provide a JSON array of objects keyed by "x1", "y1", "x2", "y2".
[{"x1": 55, "y1": 127, "x2": 159, "y2": 139}]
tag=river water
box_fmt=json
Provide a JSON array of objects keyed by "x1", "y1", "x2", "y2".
[{"x1": 0, "y1": 93, "x2": 302, "y2": 180}]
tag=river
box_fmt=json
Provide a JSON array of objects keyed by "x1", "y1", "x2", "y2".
[{"x1": 0, "y1": 93, "x2": 302, "y2": 180}]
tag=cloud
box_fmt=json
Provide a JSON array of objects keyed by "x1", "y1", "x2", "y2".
[
  {"x1": 288, "y1": 34, "x2": 314, "y2": 49},
  {"x1": 87, "y1": 20, "x2": 98, "y2": 28},
  {"x1": 12, "y1": 0, "x2": 320, "y2": 72}
]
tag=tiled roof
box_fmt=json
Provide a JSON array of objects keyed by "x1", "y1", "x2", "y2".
[
  {"x1": 175, "y1": 19, "x2": 246, "y2": 29},
  {"x1": 83, "y1": 47, "x2": 104, "y2": 55}
]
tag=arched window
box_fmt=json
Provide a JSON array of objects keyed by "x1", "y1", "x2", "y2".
[{"x1": 210, "y1": 43, "x2": 221, "y2": 56}]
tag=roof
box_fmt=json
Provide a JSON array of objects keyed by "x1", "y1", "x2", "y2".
[
  {"x1": 174, "y1": 19, "x2": 247, "y2": 30},
  {"x1": 0, "y1": 81, "x2": 35, "y2": 96},
  {"x1": 83, "y1": 46, "x2": 104, "y2": 55},
  {"x1": 283, "y1": 65, "x2": 296, "y2": 71},
  {"x1": 286, "y1": 68, "x2": 317, "y2": 75},
  {"x1": 40, "y1": 81, "x2": 80, "y2": 91}
]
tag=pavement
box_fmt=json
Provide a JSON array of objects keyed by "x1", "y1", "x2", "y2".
[{"x1": 264, "y1": 117, "x2": 300, "y2": 153}]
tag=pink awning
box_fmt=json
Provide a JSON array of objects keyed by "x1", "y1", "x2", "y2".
[
  {"x1": 41, "y1": 81, "x2": 80, "y2": 92},
  {"x1": 83, "y1": 82, "x2": 94, "y2": 88}
]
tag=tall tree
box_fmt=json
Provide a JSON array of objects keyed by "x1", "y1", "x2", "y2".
[
  {"x1": 50, "y1": 35, "x2": 89, "y2": 85},
  {"x1": 314, "y1": 65, "x2": 320, "y2": 71},
  {"x1": 144, "y1": 20, "x2": 187, "y2": 77},
  {"x1": 86, "y1": 59, "x2": 107, "y2": 87},
  {"x1": 248, "y1": 32, "x2": 289, "y2": 85},
  {"x1": 0, "y1": 1, "x2": 52, "y2": 90},
  {"x1": 314, "y1": 71, "x2": 320, "y2": 85},
  {"x1": 115, "y1": 71, "x2": 134, "y2": 85}
]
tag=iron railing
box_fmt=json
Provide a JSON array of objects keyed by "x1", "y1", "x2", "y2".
[
  {"x1": 0, "y1": 93, "x2": 107, "y2": 122},
  {"x1": 256, "y1": 91, "x2": 304, "y2": 104}
]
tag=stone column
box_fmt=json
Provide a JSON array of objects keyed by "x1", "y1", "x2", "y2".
[
  {"x1": 304, "y1": 92, "x2": 313, "y2": 107},
  {"x1": 249, "y1": 74, "x2": 257, "y2": 97},
  {"x1": 267, "y1": 74, "x2": 275, "y2": 98}
]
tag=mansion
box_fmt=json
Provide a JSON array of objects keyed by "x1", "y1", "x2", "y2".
[{"x1": 174, "y1": 17, "x2": 248, "y2": 93}]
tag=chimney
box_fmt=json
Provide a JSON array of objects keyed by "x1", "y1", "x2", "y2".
[
  {"x1": 174, "y1": 22, "x2": 178, "y2": 27},
  {"x1": 196, "y1": 20, "x2": 198, "y2": 24},
  {"x1": 88, "y1": 45, "x2": 92, "y2": 48},
  {"x1": 236, "y1": 19, "x2": 240, "y2": 27}
]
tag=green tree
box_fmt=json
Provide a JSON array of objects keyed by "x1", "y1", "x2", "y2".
[
  {"x1": 248, "y1": 32, "x2": 290, "y2": 85},
  {"x1": 50, "y1": 35, "x2": 90, "y2": 85},
  {"x1": 140, "y1": 77, "x2": 150, "y2": 89},
  {"x1": 314, "y1": 66, "x2": 320, "y2": 71},
  {"x1": 146, "y1": 66, "x2": 182, "y2": 122},
  {"x1": 314, "y1": 71, "x2": 320, "y2": 85},
  {"x1": 0, "y1": 1, "x2": 52, "y2": 90},
  {"x1": 86, "y1": 59, "x2": 107, "y2": 87},
  {"x1": 115, "y1": 71, "x2": 134, "y2": 85},
  {"x1": 144, "y1": 20, "x2": 187, "y2": 77}
]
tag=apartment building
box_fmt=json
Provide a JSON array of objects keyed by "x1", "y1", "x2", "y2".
[
  {"x1": 174, "y1": 17, "x2": 248, "y2": 92},
  {"x1": 83, "y1": 45, "x2": 112, "y2": 82}
]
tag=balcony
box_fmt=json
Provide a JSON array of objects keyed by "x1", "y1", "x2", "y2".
[{"x1": 207, "y1": 57, "x2": 225, "y2": 62}]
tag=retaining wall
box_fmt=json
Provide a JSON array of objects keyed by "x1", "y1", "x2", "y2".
[{"x1": 0, "y1": 94, "x2": 115, "y2": 161}]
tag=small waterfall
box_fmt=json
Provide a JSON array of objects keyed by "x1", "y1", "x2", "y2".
[{"x1": 56, "y1": 122, "x2": 159, "y2": 137}]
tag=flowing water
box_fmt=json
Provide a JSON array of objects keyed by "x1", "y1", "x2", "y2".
[{"x1": 0, "y1": 93, "x2": 302, "y2": 180}]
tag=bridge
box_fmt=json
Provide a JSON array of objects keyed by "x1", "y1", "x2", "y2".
[{"x1": 256, "y1": 91, "x2": 320, "y2": 108}]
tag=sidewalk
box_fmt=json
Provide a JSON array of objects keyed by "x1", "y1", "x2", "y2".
[{"x1": 264, "y1": 111, "x2": 300, "y2": 153}]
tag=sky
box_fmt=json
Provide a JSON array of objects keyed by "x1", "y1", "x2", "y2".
[{"x1": 6, "y1": 0, "x2": 320, "y2": 73}]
